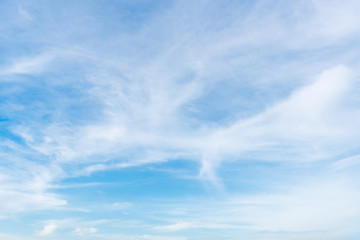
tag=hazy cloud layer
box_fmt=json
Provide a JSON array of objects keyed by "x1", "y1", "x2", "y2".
[{"x1": 1, "y1": 0, "x2": 360, "y2": 239}]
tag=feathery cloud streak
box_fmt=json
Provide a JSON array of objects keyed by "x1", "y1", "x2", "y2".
[{"x1": 1, "y1": 0, "x2": 360, "y2": 239}]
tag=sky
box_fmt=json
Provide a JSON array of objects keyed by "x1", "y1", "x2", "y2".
[{"x1": 1, "y1": 0, "x2": 360, "y2": 239}]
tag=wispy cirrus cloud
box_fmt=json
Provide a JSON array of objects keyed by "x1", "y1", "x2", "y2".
[
  {"x1": 147, "y1": 177, "x2": 360, "y2": 238},
  {"x1": 1, "y1": 0, "x2": 360, "y2": 239}
]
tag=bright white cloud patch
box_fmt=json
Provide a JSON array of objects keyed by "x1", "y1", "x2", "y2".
[
  {"x1": 154, "y1": 222, "x2": 192, "y2": 232},
  {"x1": 39, "y1": 224, "x2": 57, "y2": 236},
  {"x1": 74, "y1": 227, "x2": 97, "y2": 236}
]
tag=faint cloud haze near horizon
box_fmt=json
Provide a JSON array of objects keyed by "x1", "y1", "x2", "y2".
[{"x1": 1, "y1": 0, "x2": 360, "y2": 239}]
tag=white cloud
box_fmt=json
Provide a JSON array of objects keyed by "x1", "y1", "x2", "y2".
[
  {"x1": 35, "y1": 218, "x2": 110, "y2": 238},
  {"x1": 137, "y1": 235, "x2": 187, "y2": 240},
  {"x1": 333, "y1": 154, "x2": 360, "y2": 170},
  {"x1": 235, "y1": 180, "x2": 360, "y2": 232},
  {"x1": 147, "y1": 177, "x2": 360, "y2": 237},
  {"x1": 198, "y1": 65, "x2": 359, "y2": 181},
  {"x1": 154, "y1": 221, "x2": 236, "y2": 232},
  {"x1": 0, "y1": 52, "x2": 56, "y2": 75},
  {"x1": 74, "y1": 227, "x2": 97, "y2": 236},
  {"x1": 305, "y1": 0, "x2": 360, "y2": 39},
  {"x1": 110, "y1": 202, "x2": 133, "y2": 210},
  {"x1": 0, "y1": 234, "x2": 37, "y2": 240},
  {"x1": 94, "y1": 233, "x2": 187, "y2": 240},
  {"x1": 6, "y1": 62, "x2": 360, "y2": 186},
  {"x1": 0, "y1": 189, "x2": 66, "y2": 214},
  {"x1": 1, "y1": 3, "x2": 360, "y2": 235},
  {"x1": 0, "y1": 149, "x2": 66, "y2": 216},
  {"x1": 38, "y1": 224, "x2": 57, "y2": 236},
  {"x1": 154, "y1": 222, "x2": 192, "y2": 232}
]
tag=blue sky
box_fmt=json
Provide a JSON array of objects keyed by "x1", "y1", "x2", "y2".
[{"x1": 1, "y1": 0, "x2": 360, "y2": 239}]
